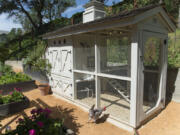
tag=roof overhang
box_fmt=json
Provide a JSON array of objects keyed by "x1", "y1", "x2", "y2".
[{"x1": 42, "y1": 5, "x2": 176, "y2": 40}]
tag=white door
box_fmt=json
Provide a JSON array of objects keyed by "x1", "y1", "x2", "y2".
[
  {"x1": 61, "y1": 46, "x2": 72, "y2": 78},
  {"x1": 45, "y1": 47, "x2": 62, "y2": 74},
  {"x1": 45, "y1": 46, "x2": 73, "y2": 98},
  {"x1": 139, "y1": 31, "x2": 167, "y2": 122}
]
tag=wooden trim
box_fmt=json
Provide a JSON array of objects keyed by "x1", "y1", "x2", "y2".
[
  {"x1": 97, "y1": 73, "x2": 131, "y2": 81},
  {"x1": 134, "y1": 7, "x2": 176, "y2": 32},
  {"x1": 44, "y1": 6, "x2": 175, "y2": 40},
  {"x1": 72, "y1": 36, "x2": 77, "y2": 100},
  {"x1": 73, "y1": 70, "x2": 95, "y2": 75},
  {"x1": 95, "y1": 36, "x2": 101, "y2": 108},
  {"x1": 129, "y1": 29, "x2": 139, "y2": 127},
  {"x1": 138, "y1": 30, "x2": 167, "y2": 123}
]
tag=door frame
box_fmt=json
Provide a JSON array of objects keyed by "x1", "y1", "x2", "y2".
[{"x1": 139, "y1": 30, "x2": 168, "y2": 123}]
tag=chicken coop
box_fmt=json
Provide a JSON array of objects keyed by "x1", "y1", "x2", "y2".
[{"x1": 43, "y1": 1, "x2": 176, "y2": 131}]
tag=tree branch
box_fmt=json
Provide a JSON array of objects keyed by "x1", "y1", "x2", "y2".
[{"x1": 16, "y1": 0, "x2": 38, "y2": 30}]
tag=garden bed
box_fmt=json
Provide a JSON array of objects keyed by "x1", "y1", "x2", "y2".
[
  {"x1": 0, "y1": 96, "x2": 30, "y2": 117},
  {"x1": 1, "y1": 107, "x2": 74, "y2": 135},
  {"x1": 0, "y1": 80, "x2": 36, "y2": 95}
]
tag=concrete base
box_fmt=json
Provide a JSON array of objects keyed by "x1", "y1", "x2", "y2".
[
  {"x1": 172, "y1": 94, "x2": 180, "y2": 103},
  {"x1": 172, "y1": 68, "x2": 180, "y2": 103}
]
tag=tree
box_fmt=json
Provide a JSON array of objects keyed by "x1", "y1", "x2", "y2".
[
  {"x1": 0, "y1": 0, "x2": 76, "y2": 31},
  {"x1": 0, "y1": 34, "x2": 8, "y2": 44},
  {"x1": 107, "y1": 0, "x2": 180, "y2": 19}
]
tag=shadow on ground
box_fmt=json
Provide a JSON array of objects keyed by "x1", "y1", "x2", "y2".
[
  {"x1": 0, "y1": 97, "x2": 82, "y2": 135},
  {"x1": 96, "y1": 114, "x2": 109, "y2": 124},
  {"x1": 0, "y1": 81, "x2": 37, "y2": 95}
]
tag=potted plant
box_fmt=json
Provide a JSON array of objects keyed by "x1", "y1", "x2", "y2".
[
  {"x1": 0, "y1": 88, "x2": 30, "y2": 116},
  {"x1": 2, "y1": 108, "x2": 74, "y2": 135},
  {"x1": 23, "y1": 40, "x2": 51, "y2": 96}
]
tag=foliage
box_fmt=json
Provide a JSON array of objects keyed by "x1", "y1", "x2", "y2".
[
  {"x1": 2, "y1": 108, "x2": 65, "y2": 135},
  {"x1": 0, "y1": 0, "x2": 76, "y2": 31},
  {"x1": 0, "y1": 47, "x2": 10, "y2": 63},
  {"x1": 0, "y1": 88, "x2": 24, "y2": 105},
  {"x1": 168, "y1": 28, "x2": 180, "y2": 68},
  {"x1": 0, "y1": 33, "x2": 8, "y2": 44},
  {"x1": 107, "y1": 36, "x2": 130, "y2": 65},
  {"x1": 23, "y1": 40, "x2": 51, "y2": 73},
  {"x1": 105, "y1": 0, "x2": 180, "y2": 20},
  {"x1": 0, "y1": 17, "x2": 70, "y2": 62},
  {"x1": 0, "y1": 72, "x2": 31, "y2": 85},
  {"x1": 0, "y1": 63, "x2": 13, "y2": 75},
  {"x1": 42, "y1": 17, "x2": 70, "y2": 33},
  {"x1": 71, "y1": 12, "x2": 83, "y2": 24}
]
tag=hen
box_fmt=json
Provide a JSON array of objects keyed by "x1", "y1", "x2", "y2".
[{"x1": 88, "y1": 104, "x2": 106, "y2": 123}]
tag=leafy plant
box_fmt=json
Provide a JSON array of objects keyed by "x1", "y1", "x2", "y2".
[
  {"x1": 0, "y1": 88, "x2": 24, "y2": 105},
  {"x1": 168, "y1": 28, "x2": 180, "y2": 68},
  {"x1": 0, "y1": 63, "x2": 13, "y2": 75},
  {"x1": 2, "y1": 108, "x2": 65, "y2": 135},
  {"x1": 23, "y1": 40, "x2": 51, "y2": 74},
  {"x1": 0, "y1": 72, "x2": 31, "y2": 85}
]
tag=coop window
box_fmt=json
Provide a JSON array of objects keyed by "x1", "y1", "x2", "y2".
[
  {"x1": 97, "y1": 35, "x2": 131, "y2": 77},
  {"x1": 74, "y1": 34, "x2": 95, "y2": 72}
]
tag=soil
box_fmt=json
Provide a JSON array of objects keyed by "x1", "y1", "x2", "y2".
[
  {"x1": 1, "y1": 89, "x2": 180, "y2": 135},
  {"x1": 0, "y1": 89, "x2": 130, "y2": 135},
  {"x1": 138, "y1": 101, "x2": 180, "y2": 135}
]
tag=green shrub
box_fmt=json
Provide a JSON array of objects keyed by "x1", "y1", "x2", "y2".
[
  {"x1": 0, "y1": 72, "x2": 31, "y2": 85},
  {"x1": 0, "y1": 89, "x2": 24, "y2": 105},
  {"x1": 3, "y1": 108, "x2": 65, "y2": 135},
  {"x1": 0, "y1": 63, "x2": 13, "y2": 75},
  {"x1": 168, "y1": 29, "x2": 180, "y2": 68},
  {"x1": 23, "y1": 40, "x2": 51, "y2": 74}
]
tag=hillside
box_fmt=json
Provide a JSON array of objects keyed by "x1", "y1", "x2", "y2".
[{"x1": 0, "y1": 30, "x2": 9, "y2": 34}]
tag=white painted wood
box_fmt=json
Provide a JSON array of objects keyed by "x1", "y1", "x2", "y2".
[
  {"x1": 95, "y1": 38, "x2": 101, "y2": 109},
  {"x1": 73, "y1": 70, "x2": 95, "y2": 75},
  {"x1": 130, "y1": 43, "x2": 138, "y2": 127},
  {"x1": 45, "y1": 39, "x2": 73, "y2": 98},
  {"x1": 43, "y1": 6, "x2": 175, "y2": 40},
  {"x1": 138, "y1": 31, "x2": 167, "y2": 123},
  {"x1": 72, "y1": 36, "x2": 77, "y2": 100},
  {"x1": 61, "y1": 46, "x2": 72, "y2": 78},
  {"x1": 49, "y1": 74, "x2": 73, "y2": 98},
  {"x1": 97, "y1": 73, "x2": 131, "y2": 81},
  {"x1": 134, "y1": 6, "x2": 176, "y2": 32},
  {"x1": 83, "y1": 1, "x2": 105, "y2": 23},
  {"x1": 95, "y1": 76, "x2": 100, "y2": 109},
  {"x1": 161, "y1": 37, "x2": 168, "y2": 107}
]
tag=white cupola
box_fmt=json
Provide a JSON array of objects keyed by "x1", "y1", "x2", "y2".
[{"x1": 83, "y1": 0, "x2": 106, "y2": 23}]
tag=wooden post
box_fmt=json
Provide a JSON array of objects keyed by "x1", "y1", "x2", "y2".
[{"x1": 95, "y1": 35, "x2": 101, "y2": 109}]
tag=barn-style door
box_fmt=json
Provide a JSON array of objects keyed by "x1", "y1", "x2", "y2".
[{"x1": 45, "y1": 46, "x2": 73, "y2": 98}]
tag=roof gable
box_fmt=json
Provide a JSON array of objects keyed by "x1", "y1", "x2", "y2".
[
  {"x1": 43, "y1": 5, "x2": 176, "y2": 39},
  {"x1": 133, "y1": 6, "x2": 176, "y2": 32}
]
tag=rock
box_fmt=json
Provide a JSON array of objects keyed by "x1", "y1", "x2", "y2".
[{"x1": 66, "y1": 129, "x2": 74, "y2": 135}]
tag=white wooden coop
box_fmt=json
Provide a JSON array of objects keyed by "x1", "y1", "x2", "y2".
[{"x1": 43, "y1": 1, "x2": 176, "y2": 131}]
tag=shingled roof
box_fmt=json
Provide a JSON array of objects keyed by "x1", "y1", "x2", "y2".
[{"x1": 43, "y1": 4, "x2": 176, "y2": 39}]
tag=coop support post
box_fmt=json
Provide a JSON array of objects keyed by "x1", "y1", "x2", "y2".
[
  {"x1": 95, "y1": 36, "x2": 101, "y2": 109},
  {"x1": 130, "y1": 42, "x2": 138, "y2": 127},
  {"x1": 161, "y1": 37, "x2": 168, "y2": 107},
  {"x1": 72, "y1": 36, "x2": 77, "y2": 100}
]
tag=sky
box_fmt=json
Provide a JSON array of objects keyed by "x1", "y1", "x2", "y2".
[{"x1": 0, "y1": 0, "x2": 121, "y2": 31}]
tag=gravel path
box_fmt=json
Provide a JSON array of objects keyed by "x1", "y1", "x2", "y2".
[{"x1": 1, "y1": 89, "x2": 180, "y2": 135}]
